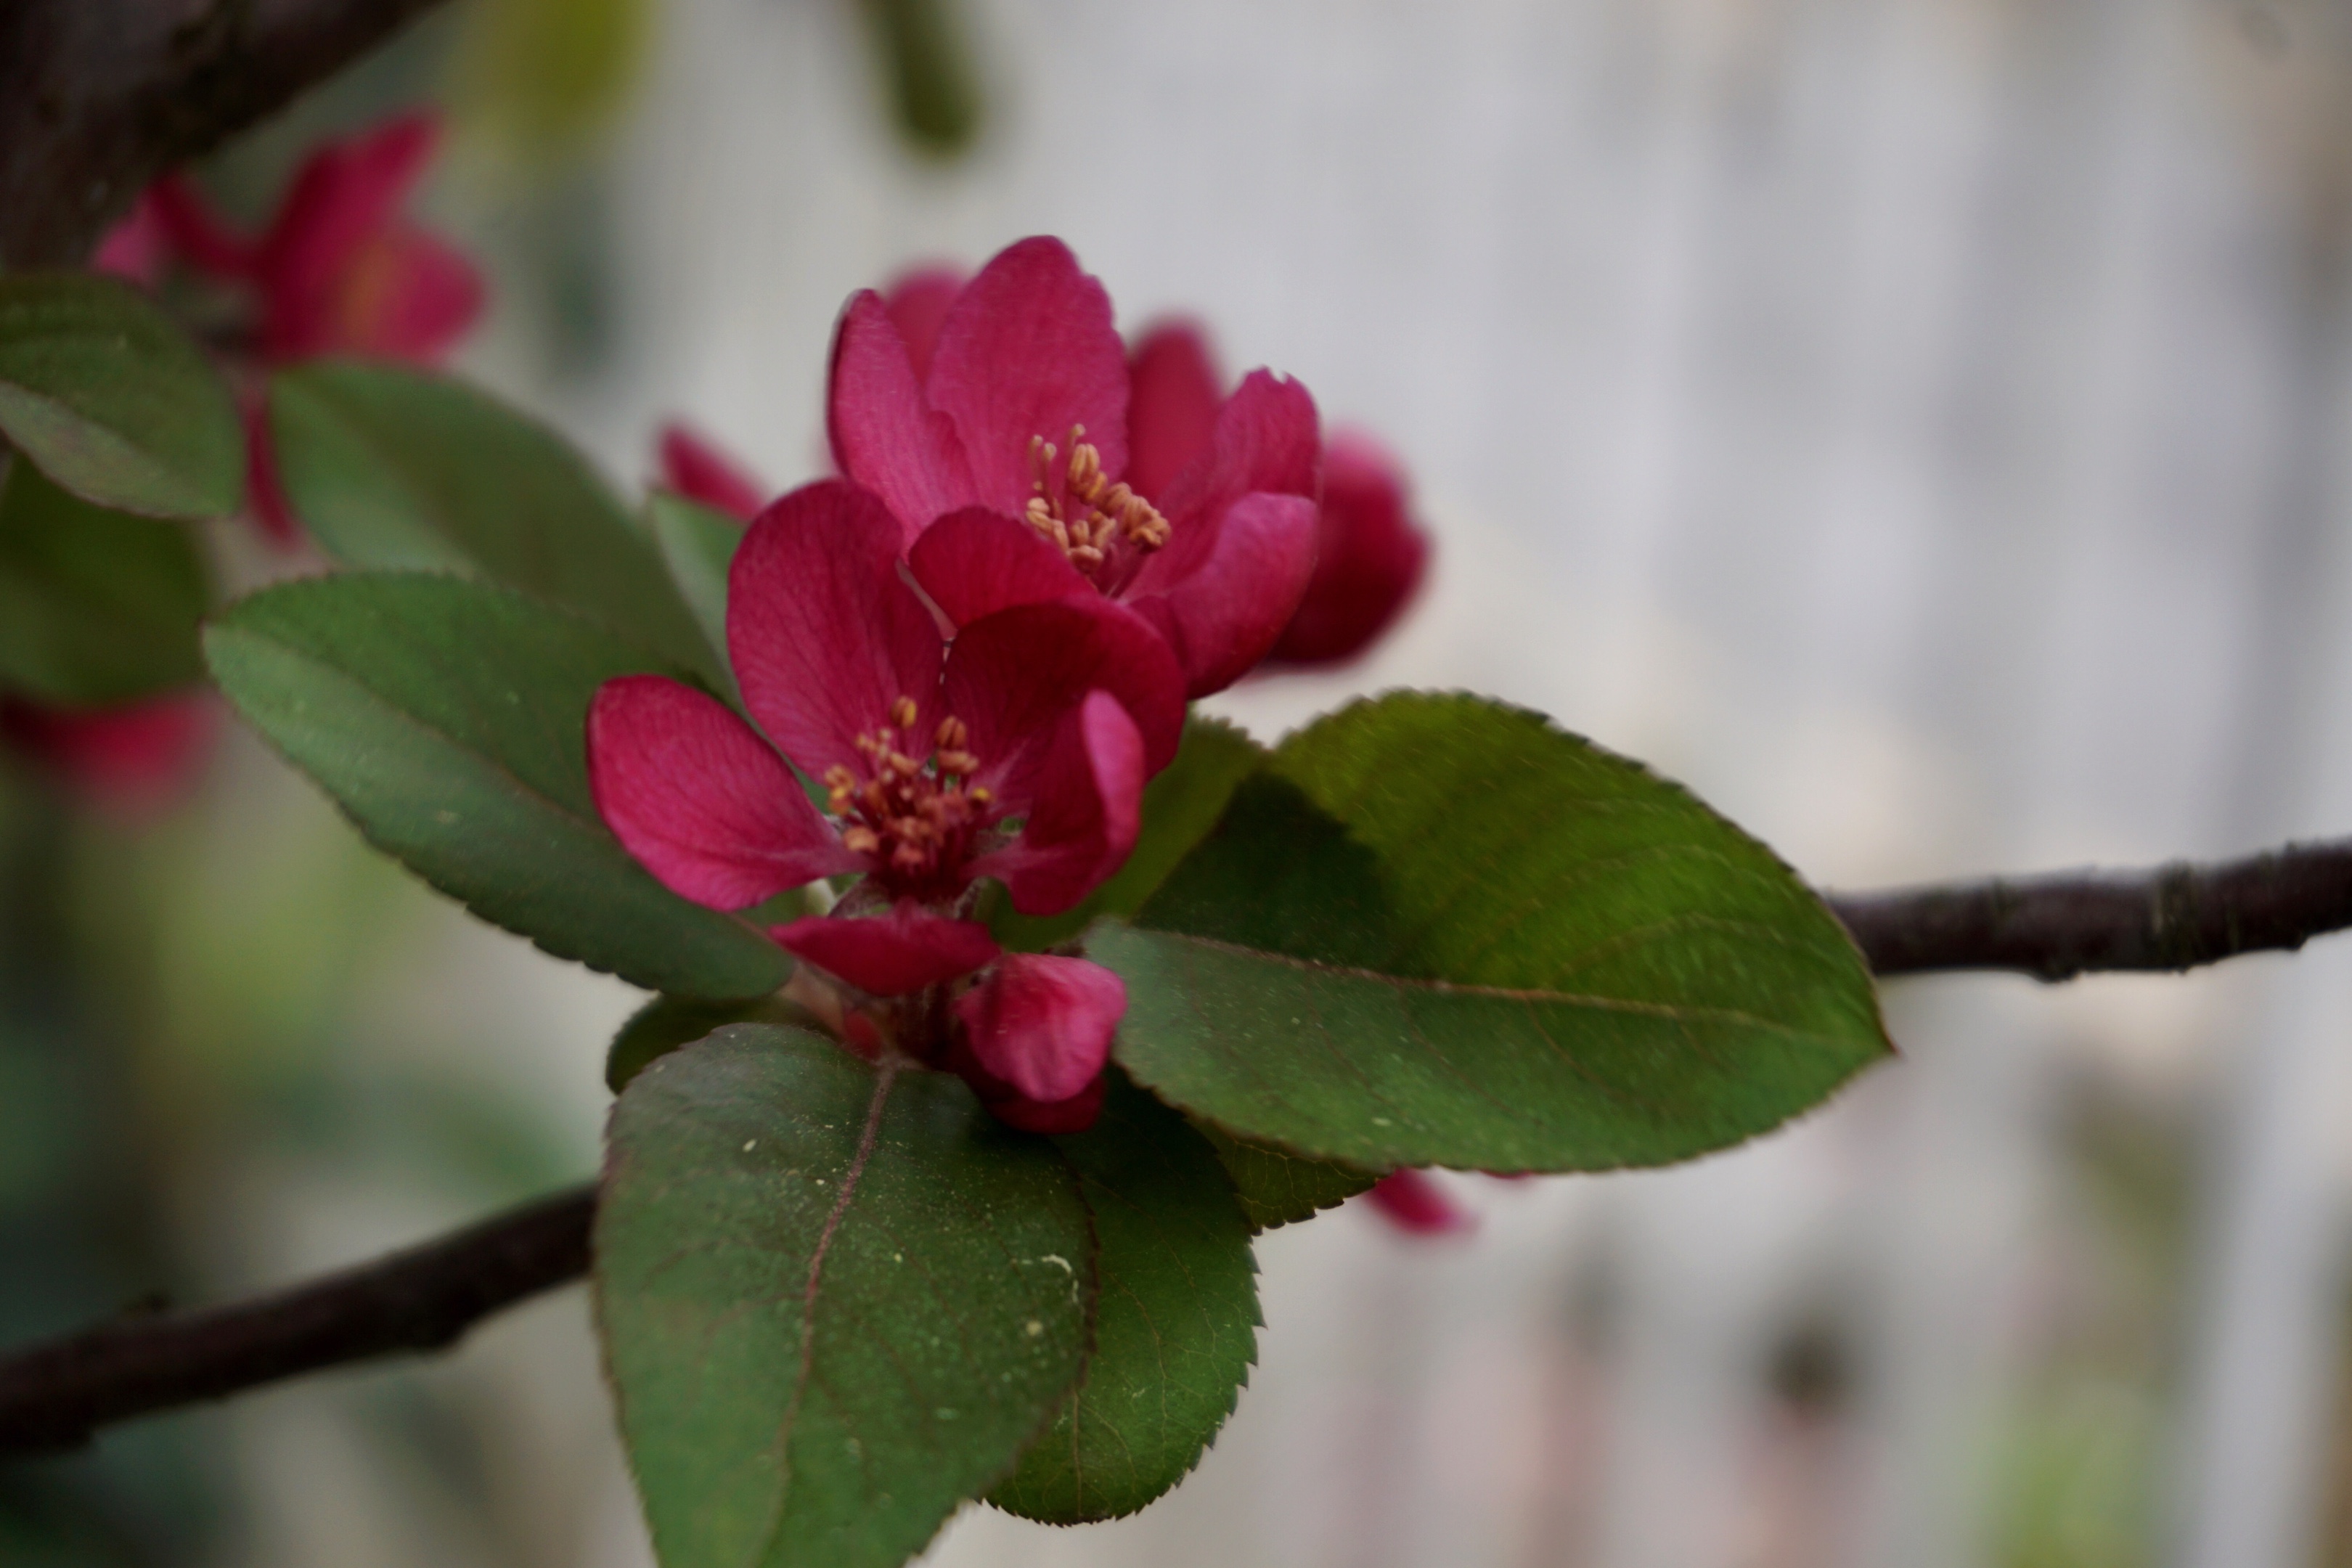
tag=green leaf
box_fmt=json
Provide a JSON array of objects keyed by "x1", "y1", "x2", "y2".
[
  {"x1": 646, "y1": 490, "x2": 741, "y2": 687},
  {"x1": 0, "y1": 273, "x2": 242, "y2": 520},
  {"x1": 989, "y1": 713, "x2": 1264, "y2": 952},
  {"x1": 989, "y1": 1071, "x2": 1259, "y2": 1522},
  {"x1": 607, "y1": 992, "x2": 820, "y2": 1093},
  {"x1": 269, "y1": 362, "x2": 718, "y2": 684},
  {"x1": 1096, "y1": 693, "x2": 1891, "y2": 1172},
  {"x1": 599, "y1": 1026, "x2": 1096, "y2": 1568},
  {"x1": 1190, "y1": 1122, "x2": 1378, "y2": 1231},
  {"x1": 203, "y1": 573, "x2": 791, "y2": 999},
  {"x1": 0, "y1": 457, "x2": 211, "y2": 703}
]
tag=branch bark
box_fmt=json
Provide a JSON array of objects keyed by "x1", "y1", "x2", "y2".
[
  {"x1": 5, "y1": 834, "x2": 2352, "y2": 1456},
  {"x1": 0, "y1": 0, "x2": 459, "y2": 269},
  {"x1": 0, "y1": 1185, "x2": 592, "y2": 1455},
  {"x1": 1825, "y1": 837, "x2": 2352, "y2": 980}
]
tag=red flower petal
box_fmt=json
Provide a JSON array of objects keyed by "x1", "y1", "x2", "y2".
[
  {"x1": 587, "y1": 674, "x2": 857, "y2": 908},
  {"x1": 881, "y1": 265, "x2": 966, "y2": 383},
  {"x1": 905, "y1": 506, "x2": 1092, "y2": 629},
  {"x1": 657, "y1": 423, "x2": 767, "y2": 522},
  {"x1": 827, "y1": 290, "x2": 977, "y2": 542},
  {"x1": 942, "y1": 596, "x2": 1185, "y2": 779},
  {"x1": 1128, "y1": 491, "x2": 1320, "y2": 698},
  {"x1": 242, "y1": 393, "x2": 306, "y2": 549},
  {"x1": 970, "y1": 690, "x2": 1144, "y2": 916},
  {"x1": 976, "y1": 1073, "x2": 1108, "y2": 1135},
  {"x1": 925, "y1": 237, "x2": 1130, "y2": 518},
  {"x1": 1268, "y1": 430, "x2": 1430, "y2": 666},
  {"x1": 728, "y1": 481, "x2": 948, "y2": 778},
  {"x1": 1124, "y1": 320, "x2": 1222, "y2": 502},
  {"x1": 328, "y1": 224, "x2": 483, "y2": 362},
  {"x1": 1364, "y1": 1169, "x2": 1474, "y2": 1236},
  {"x1": 92, "y1": 195, "x2": 171, "y2": 285},
  {"x1": 148, "y1": 175, "x2": 257, "y2": 277},
  {"x1": 952, "y1": 953, "x2": 1126, "y2": 1103},
  {"x1": 772, "y1": 904, "x2": 1000, "y2": 997},
  {"x1": 1, "y1": 691, "x2": 214, "y2": 814},
  {"x1": 257, "y1": 113, "x2": 443, "y2": 362},
  {"x1": 1151, "y1": 369, "x2": 1320, "y2": 544}
]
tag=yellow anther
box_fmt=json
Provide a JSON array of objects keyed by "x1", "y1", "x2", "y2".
[
  {"x1": 842, "y1": 825, "x2": 881, "y2": 854},
  {"x1": 890, "y1": 695, "x2": 918, "y2": 729},
  {"x1": 1066, "y1": 433, "x2": 1104, "y2": 503},
  {"x1": 886, "y1": 751, "x2": 919, "y2": 777},
  {"x1": 936, "y1": 716, "x2": 968, "y2": 750},
  {"x1": 1069, "y1": 544, "x2": 1105, "y2": 571},
  {"x1": 970, "y1": 786, "x2": 993, "y2": 805},
  {"x1": 938, "y1": 748, "x2": 980, "y2": 775}
]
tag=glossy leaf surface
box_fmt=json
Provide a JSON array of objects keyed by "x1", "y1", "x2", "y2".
[
  {"x1": 607, "y1": 991, "x2": 820, "y2": 1092},
  {"x1": 204, "y1": 573, "x2": 790, "y2": 998},
  {"x1": 0, "y1": 273, "x2": 242, "y2": 519},
  {"x1": 269, "y1": 362, "x2": 716, "y2": 681},
  {"x1": 990, "y1": 1071, "x2": 1259, "y2": 1521},
  {"x1": 600, "y1": 1026, "x2": 1095, "y2": 1568},
  {"x1": 0, "y1": 458, "x2": 209, "y2": 703},
  {"x1": 1191, "y1": 1122, "x2": 1379, "y2": 1230},
  {"x1": 1098, "y1": 693, "x2": 1890, "y2": 1172}
]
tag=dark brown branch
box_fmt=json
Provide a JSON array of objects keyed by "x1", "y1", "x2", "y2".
[
  {"x1": 7, "y1": 836, "x2": 2352, "y2": 1456},
  {"x1": 0, "y1": 0, "x2": 459, "y2": 269},
  {"x1": 1826, "y1": 837, "x2": 2352, "y2": 980},
  {"x1": 0, "y1": 1185, "x2": 592, "y2": 1455}
]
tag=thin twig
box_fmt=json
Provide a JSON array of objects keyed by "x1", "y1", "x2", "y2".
[
  {"x1": 0, "y1": 1185, "x2": 592, "y2": 1455},
  {"x1": 1826, "y1": 838, "x2": 2352, "y2": 980},
  {"x1": 5, "y1": 836, "x2": 2352, "y2": 1455}
]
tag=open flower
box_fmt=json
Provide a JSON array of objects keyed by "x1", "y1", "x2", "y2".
[
  {"x1": 588, "y1": 479, "x2": 1183, "y2": 1125},
  {"x1": 95, "y1": 113, "x2": 483, "y2": 544},
  {"x1": 1126, "y1": 320, "x2": 1430, "y2": 669},
  {"x1": 828, "y1": 237, "x2": 1323, "y2": 698}
]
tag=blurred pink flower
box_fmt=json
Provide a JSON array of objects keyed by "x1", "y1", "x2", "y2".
[
  {"x1": 656, "y1": 423, "x2": 767, "y2": 522},
  {"x1": 1364, "y1": 1169, "x2": 1475, "y2": 1236},
  {"x1": 0, "y1": 693, "x2": 216, "y2": 815},
  {"x1": 94, "y1": 113, "x2": 483, "y2": 545}
]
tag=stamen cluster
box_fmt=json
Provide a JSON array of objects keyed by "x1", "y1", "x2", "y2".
[
  {"x1": 1023, "y1": 425, "x2": 1172, "y2": 575},
  {"x1": 822, "y1": 696, "x2": 995, "y2": 900}
]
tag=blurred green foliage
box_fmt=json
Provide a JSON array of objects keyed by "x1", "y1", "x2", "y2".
[{"x1": 859, "y1": 0, "x2": 984, "y2": 155}]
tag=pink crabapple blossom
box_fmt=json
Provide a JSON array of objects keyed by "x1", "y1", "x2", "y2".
[
  {"x1": 827, "y1": 236, "x2": 1323, "y2": 699},
  {"x1": 587, "y1": 478, "x2": 1183, "y2": 1129}
]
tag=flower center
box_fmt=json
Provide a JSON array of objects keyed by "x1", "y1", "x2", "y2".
[
  {"x1": 1023, "y1": 425, "x2": 1170, "y2": 577},
  {"x1": 823, "y1": 696, "x2": 995, "y2": 899}
]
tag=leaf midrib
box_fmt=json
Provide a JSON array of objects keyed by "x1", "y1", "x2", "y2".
[{"x1": 1117, "y1": 926, "x2": 1882, "y2": 1042}]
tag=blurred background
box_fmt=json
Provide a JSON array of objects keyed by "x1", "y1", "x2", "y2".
[{"x1": 10, "y1": 0, "x2": 2352, "y2": 1562}]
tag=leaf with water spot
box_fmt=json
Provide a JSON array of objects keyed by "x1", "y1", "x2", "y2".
[
  {"x1": 1095, "y1": 692, "x2": 1891, "y2": 1172},
  {"x1": 989, "y1": 1071, "x2": 1259, "y2": 1522},
  {"x1": 598, "y1": 1026, "x2": 1098, "y2": 1568}
]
